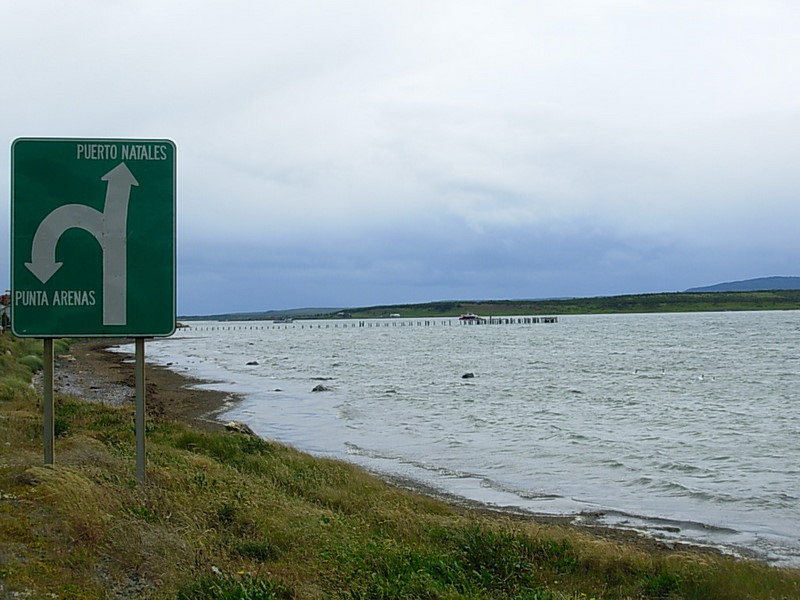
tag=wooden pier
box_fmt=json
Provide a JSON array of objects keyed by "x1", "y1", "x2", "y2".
[
  {"x1": 187, "y1": 316, "x2": 557, "y2": 332},
  {"x1": 479, "y1": 316, "x2": 557, "y2": 325}
]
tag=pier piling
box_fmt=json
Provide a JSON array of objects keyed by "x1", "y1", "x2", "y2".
[{"x1": 188, "y1": 316, "x2": 557, "y2": 332}]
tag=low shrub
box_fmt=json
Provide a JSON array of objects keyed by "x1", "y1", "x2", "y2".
[{"x1": 18, "y1": 354, "x2": 44, "y2": 373}]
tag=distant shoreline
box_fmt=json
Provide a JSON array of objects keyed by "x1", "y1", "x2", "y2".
[{"x1": 181, "y1": 289, "x2": 800, "y2": 321}]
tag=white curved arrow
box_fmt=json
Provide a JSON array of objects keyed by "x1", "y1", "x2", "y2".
[{"x1": 25, "y1": 162, "x2": 139, "y2": 326}]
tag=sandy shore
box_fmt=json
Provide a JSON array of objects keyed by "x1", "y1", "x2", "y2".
[
  {"x1": 55, "y1": 339, "x2": 234, "y2": 431},
  {"x1": 54, "y1": 338, "x2": 731, "y2": 560}
]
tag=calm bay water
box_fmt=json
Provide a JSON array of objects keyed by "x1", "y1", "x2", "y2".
[{"x1": 138, "y1": 311, "x2": 800, "y2": 565}]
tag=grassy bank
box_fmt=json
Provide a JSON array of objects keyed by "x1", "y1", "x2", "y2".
[{"x1": 1, "y1": 335, "x2": 799, "y2": 599}]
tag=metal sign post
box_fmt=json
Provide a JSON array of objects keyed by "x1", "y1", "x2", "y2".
[
  {"x1": 43, "y1": 339, "x2": 54, "y2": 465},
  {"x1": 135, "y1": 338, "x2": 146, "y2": 482},
  {"x1": 10, "y1": 138, "x2": 176, "y2": 481}
]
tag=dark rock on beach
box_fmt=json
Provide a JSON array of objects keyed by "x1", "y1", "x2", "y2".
[{"x1": 311, "y1": 384, "x2": 331, "y2": 392}]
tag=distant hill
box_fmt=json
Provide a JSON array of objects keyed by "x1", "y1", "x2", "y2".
[
  {"x1": 179, "y1": 307, "x2": 343, "y2": 321},
  {"x1": 685, "y1": 276, "x2": 800, "y2": 293},
  {"x1": 179, "y1": 278, "x2": 800, "y2": 320}
]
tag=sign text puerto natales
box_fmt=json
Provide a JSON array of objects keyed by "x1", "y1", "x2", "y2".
[{"x1": 76, "y1": 142, "x2": 170, "y2": 161}]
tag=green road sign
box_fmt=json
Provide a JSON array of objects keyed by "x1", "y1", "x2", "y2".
[{"x1": 11, "y1": 138, "x2": 176, "y2": 337}]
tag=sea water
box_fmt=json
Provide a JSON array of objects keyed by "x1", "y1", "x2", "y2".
[{"x1": 133, "y1": 311, "x2": 800, "y2": 566}]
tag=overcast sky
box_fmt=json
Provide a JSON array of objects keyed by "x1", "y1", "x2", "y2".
[{"x1": 3, "y1": 1, "x2": 799, "y2": 315}]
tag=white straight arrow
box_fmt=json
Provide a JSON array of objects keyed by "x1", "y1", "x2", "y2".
[{"x1": 25, "y1": 162, "x2": 139, "y2": 326}]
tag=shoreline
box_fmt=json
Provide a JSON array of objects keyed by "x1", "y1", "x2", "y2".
[
  {"x1": 56, "y1": 339, "x2": 236, "y2": 432},
  {"x1": 57, "y1": 339, "x2": 752, "y2": 563}
]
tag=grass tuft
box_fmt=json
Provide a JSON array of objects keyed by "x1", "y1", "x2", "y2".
[
  {"x1": 176, "y1": 573, "x2": 294, "y2": 600},
  {"x1": 18, "y1": 354, "x2": 44, "y2": 373}
]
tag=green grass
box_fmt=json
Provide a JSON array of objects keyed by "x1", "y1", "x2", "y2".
[
  {"x1": 1, "y1": 333, "x2": 799, "y2": 599},
  {"x1": 176, "y1": 574, "x2": 293, "y2": 599}
]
